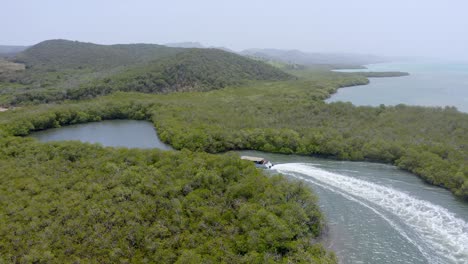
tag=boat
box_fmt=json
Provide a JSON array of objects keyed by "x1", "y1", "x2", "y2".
[{"x1": 240, "y1": 156, "x2": 273, "y2": 169}]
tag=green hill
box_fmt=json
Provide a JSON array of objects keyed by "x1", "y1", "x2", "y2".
[
  {"x1": 2, "y1": 40, "x2": 291, "y2": 104},
  {"x1": 75, "y1": 48, "x2": 292, "y2": 96},
  {"x1": 1, "y1": 39, "x2": 185, "y2": 98},
  {"x1": 13, "y1": 39, "x2": 183, "y2": 70}
]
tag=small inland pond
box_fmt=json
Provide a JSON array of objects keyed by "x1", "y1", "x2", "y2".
[
  {"x1": 31, "y1": 121, "x2": 468, "y2": 263},
  {"x1": 31, "y1": 120, "x2": 172, "y2": 150}
]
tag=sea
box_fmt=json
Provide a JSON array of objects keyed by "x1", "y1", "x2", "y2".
[{"x1": 327, "y1": 60, "x2": 468, "y2": 113}]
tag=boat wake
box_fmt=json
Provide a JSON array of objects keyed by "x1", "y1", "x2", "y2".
[{"x1": 273, "y1": 163, "x2": 468, "y2": 264}]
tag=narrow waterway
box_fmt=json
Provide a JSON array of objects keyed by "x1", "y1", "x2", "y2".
[
  {"x1": 31, "y1": 122, "x2": 468, "y2": 263},
  {"x1": 238, "y1": 151, "x2": 468, "y2": 264}
]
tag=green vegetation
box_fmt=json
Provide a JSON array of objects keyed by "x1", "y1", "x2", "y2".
[
  {"x1": 0, "y1": 137, "x2": 334, "y2": 263},
  {"x1": 1, "y1": 39, "x2": 467, "y2": 262},
  {"x1": 57, "y1": 48, "x2": 291, "y2": 101},
  {"x1": 14, "y1": 39, "x2": 183, "y2": 69},
  {"x1": 0, "y1": 40, "x2": 290, "y2": 105},
  {"x1": 0, "y1": 40, "x2": 185, "y2": 102},
  {"x1": 1, "y1": 68, "x2": 466, "y2": 199}
]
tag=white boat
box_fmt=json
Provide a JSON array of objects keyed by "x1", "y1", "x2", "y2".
[{"x1": 241, "y1": 156, "x2": 273, "y2": 169}]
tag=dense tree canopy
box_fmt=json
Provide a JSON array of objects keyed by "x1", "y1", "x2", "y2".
[
  {"x1": 1, "y1": 69, "x2": 466, "y2": 199},
  {"x1": 0, "y1": 138, "x2": 334, "y2": 263}
]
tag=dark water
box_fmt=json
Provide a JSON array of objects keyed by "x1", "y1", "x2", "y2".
[
  {"x1": 238, "y1": 151, "x2": 468, "y2": 264},
  {"x1": 31, "y1": 122, "x2": 468, "y2": 263},
  {"x1": 327, "y1": 61, "x2": 468, "y2": 113},
  {"x1": 31, "y1": 120, "x2": 173, "y2": 150}
]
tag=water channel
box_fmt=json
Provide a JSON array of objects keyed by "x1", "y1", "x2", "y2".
[{"x1": 32, "y1": 121, "x2": 468, "y2": 264}]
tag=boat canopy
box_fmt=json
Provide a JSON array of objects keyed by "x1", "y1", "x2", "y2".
[{"x1": 241, "y1": 156, "x2": 265, "y2": 162}]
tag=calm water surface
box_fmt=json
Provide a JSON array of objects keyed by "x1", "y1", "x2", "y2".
[
  {"x1": 327, "y1": 61, "x2": 468, "y2": 112},
  {"x1": 31, "y1": 120, "x2": 172, "y2": 150}
]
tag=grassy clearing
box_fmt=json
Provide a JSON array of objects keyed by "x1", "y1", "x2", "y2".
[{"x1": 0, "y1": 59, "x2": 25, "y2": 73}]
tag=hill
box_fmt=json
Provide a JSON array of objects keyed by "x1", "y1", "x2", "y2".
[
  {"x1": 1, "y1": 40, "x2": 291, "y2": 104},
  {"x1": 14, "y1": 39, "x2": 184, "y2": 70},
  {"x1": 241, "y1": 48, "x2": 385, "y2": 67},
  {"x1": 90, "y1": 48, "x2": 292, "y2": 91},
  {"x1": 32, "y1": 48, "x2": 292, "y2": 101}
]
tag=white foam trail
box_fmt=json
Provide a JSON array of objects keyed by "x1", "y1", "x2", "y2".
[
  {"x1": 274, "y1": 163, "x2": 468, "y2": 264},
  {"x1": 287, "y1": 172, "x2": 435, "y2": 263}
]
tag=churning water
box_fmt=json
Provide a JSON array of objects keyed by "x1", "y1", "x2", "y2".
[
  {"x1": 274, "y1": 163, "x2": 468, "y2": 264},
  {"x1": 237, "y1": 151, "x2": 468, "y2": 264}
]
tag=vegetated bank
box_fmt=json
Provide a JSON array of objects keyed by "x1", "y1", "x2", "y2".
[{"x1": 1, "y1": 68, "x2": 467, "y2": 200}]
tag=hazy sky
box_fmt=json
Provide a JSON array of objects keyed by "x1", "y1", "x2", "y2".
[{"x1": 3, "y1": 0, "x2": 468, "y2": 59}]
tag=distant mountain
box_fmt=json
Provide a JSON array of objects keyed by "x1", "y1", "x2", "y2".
[
  {"x1": 164, "y1": 42, "x2": 235, "y2": 53},
  {"x1": 209, "y1": 46, "x2": 236, "y2": 53},
  {"x1": 241, "y1": 48, "x2": 386, "y2": 66},
  {"x1": 0, "y1": 45, "x2": 29, "y2": 57},
  {"x1": 164, "y1": 42, "x2": 205, "y2": 48}
]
